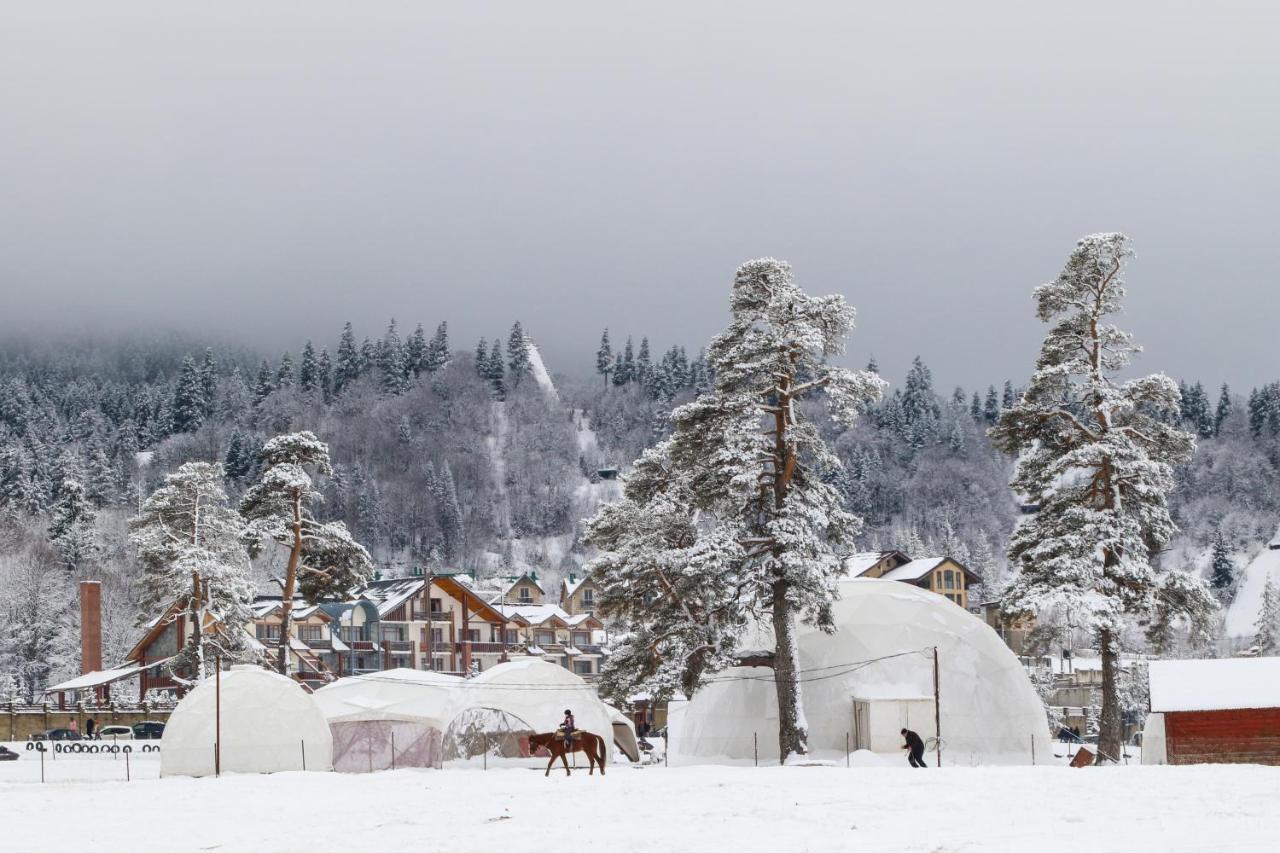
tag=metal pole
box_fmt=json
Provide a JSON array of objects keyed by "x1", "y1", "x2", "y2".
[
  {"x1": 425, "y1": 571, "x2": 433, "y2": 670},
  {"x1": 753, "y1": 732, "x2": 758, "y2": 767},
  {"x1": 391, "y1": 730, "x2": 396, "y2": 771},
  {"x1": 932, "y1": 646, "x2": 943, "y2": 768},
  {"x1": 483, "y1": 732, "x2": 487, "y2": 770},
  {"x1": 1030, "y1": 733, "x2": 1035, "y2": 765},
  {"x1": 40, "y1": 746, "x2": 45, "y2": 783},
  {"x1": 126, "y1": 747, "x2": 130, "y2": 782},
  {"x1": 301, "y1": 739, "x2": 306, "y2": 771},
  {"x1": 215, "y1": 656, "x2": 222, "y2": 777},
  {"x1": 846, "y1": 732, "x2": 850, "y2": 768}
]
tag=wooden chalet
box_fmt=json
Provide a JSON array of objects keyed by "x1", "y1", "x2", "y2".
[
  {"x1": 560, "y1": 572, "x2": 602, "y2": 617},
  {"x1": 844, "y1": 550, "x2": 981, "y2": 608},
  {"x1": 1148, "y1": 658, "x2": 1280, "y2": 766}
]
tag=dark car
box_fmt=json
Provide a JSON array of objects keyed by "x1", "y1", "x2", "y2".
[
  {"x1": 30, "y1": 728, "x2": 83, "y2": 741},
  {"x1": 132, "y1": 721, "x2": 166, "y2": 740},
  {"x1": 0, "y1": 745, "x2": 18, "y2": 761}
]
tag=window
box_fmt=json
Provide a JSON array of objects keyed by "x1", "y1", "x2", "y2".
[
  {"x1": 505, "y1": 629, "x2": 519, "y2": 644},
  {"x1": 571, "y1": 632, "x2": 589, "y2": 647},
  {"x1": 519, "y1": 586, "x2": 532, "y2": 603},
  {"x1": 430, "y1": 628, "x2": 444, "y2": 644},
  {"x1": 582, "y1": 589, "x2": 595, "y2": 606},
  {"x1": 573, "y1": 660, "x2": 593, "y2": 675},
  {"x1": 536, "y1": 630, "x2": 555, "y2": 646},
  {"x1": 258, "y1": 623, "x2": 281, "y2": 640},
  {"x1": 298, "y1": 625, "x2": 323, "y2": 642},
  {"x1": 942, "y1": 570, "x2": 955, "y2": 590},
  {"x1": 464, "y1": 629, "x2": 480, "y2": 643}
]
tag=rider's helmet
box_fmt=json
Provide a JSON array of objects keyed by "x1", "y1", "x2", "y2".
[{"x1": 564, "y1": 709, "x2": 572, "y2": 715}]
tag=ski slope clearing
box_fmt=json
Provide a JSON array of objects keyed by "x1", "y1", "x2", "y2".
[
  {"x1": 1225, "y1": 536, "x2": 1280, "y2": 637},
  {"x1": 3, "y1": 761, "x2": 1278, "y2": 852}
]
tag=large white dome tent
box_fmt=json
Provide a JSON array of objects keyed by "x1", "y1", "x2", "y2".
[
  {"x1": 667, "y1": 578, "x2": 1050, "y2": 766},
  {"x1": 444, "y1": 658, "x2": 613, "y2": 760},
  {"x1": 160, "y1": 665, "x2": 333, "y2": 777},
  {"x1": 313, "y1": 668, "x2": 458, "y2": 772}
]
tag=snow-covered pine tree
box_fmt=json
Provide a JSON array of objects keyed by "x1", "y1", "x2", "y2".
[
  {"x1": 596, "y1": 329, "x2": 613, "y2": 387},
  {"x1": 317, "y1": 347, "x2": 333, "y2": 403},
  {"x1": 1214, "y1": 383, "x2": 1232, "y2": 436},
  {"x1": 425, "y1": 322, "x2": 451, "y2": 373},
  {"x1": 983, "y1": 385, "x2": 999, "y2": 423},
  {"x1": 487, "y1": 340, "x2": 506, "y2": 397},
  {"x1": 198, "y1": 348, "x2": 218, "y2": 418},
  {"x1": 171, "y1": 355, "x2": 206, "y2": 433},
  {"x1": 47, "y1": 478, "x2": 99, "y2": 572},
  {"x1": 636, "y1": 336, "x2": 652, "y2": 388},
  {"x1": 1210, "y1": 526, "x2": 1235, "y2": 591},
  {"x1": 239, "y1": 432, "x2": 373, "y2": 673},
  {"x1": 1255, "y1": 574, "x2": 1280, "y2": 655},
  {"x1": 380, "y1": 319, "x2": 409, "y2": 393},
  {"x1": 970, "y1": 391, "x2": 982, "y2": 421},
  {"x1": 434, "y1": 460, "x2": 464, "y2": 562},
  {"x1": 252, "y1": 360, "x2": 274, "y2": 406},
  {"x1": 298, "y1": 341, "x2": 319, "y2": 392},
  {"x1": 0, "y1": 543, "x2": 76, "y2": 701},
  {"x1": 129, "y1": 462, "x2": 257, "y2": 682},
  {"x1": 474, "y1": 338, "x2": 488, "y2": 376},
  {"x1": 334, "y1": 322, "x2": 361, "y2": 394},
  {"x1": 406, "y1": 323, "x2": 427, "y2": 377},
  {"x1": 585, "y1": 258, "x2": 885, "y2": 762},
  {"x1": 991, "y1": 232, "x2": 1216, "y2": 764},
  {"x1": 276, "y1": 351, "x2": 295, "y2": 388},
  {"x1": 507, "y1": 322, "x2": 531, "y2": 387},
  {"x1": 1002, "y1": 380, "x2": 1016, "y2": 410}
]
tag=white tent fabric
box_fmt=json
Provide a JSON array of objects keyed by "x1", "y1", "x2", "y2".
[
  {"x1": 606, "y1": 703, "x2": 640, "y2": 761},
  {"x1": 668, "y1": 579, "x2": 1050, "y2": 766},
  {"x1": 1140, "y1": 713, "x2": 1167, "y2": 765},
  {"x1": 160, "y1": 665, "x2": 333, "y2": 777},
  {"x1": 313, "y1": 668, "x2": 458, "y2": 772},
  {"x1": 447, "y1": 658, "x2": 613, "y2": 741}
]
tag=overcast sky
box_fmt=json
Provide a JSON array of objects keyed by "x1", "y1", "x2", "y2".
[{"x1": 2, "y1": 2, "x2": 1277, "y2": 390}]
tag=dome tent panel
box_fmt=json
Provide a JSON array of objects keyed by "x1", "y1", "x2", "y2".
[
  {"x1": 447, "y1": 659, "x2": 613, "y2": 746},
  {"x1": 160, "y1": 664, "x2": 333, "y2": 777},
  {"x1": 668, "y1": 579, "x2": 1050, "y2": 766}
]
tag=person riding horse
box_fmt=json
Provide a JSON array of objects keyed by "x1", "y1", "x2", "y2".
[{"x1": 559, "y1": 709, "x2": 576, "y2": 747}]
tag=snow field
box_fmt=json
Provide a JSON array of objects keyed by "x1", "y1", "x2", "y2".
[{"x1": 3, "y1": 762, "x2": 1279, "y2": 852}]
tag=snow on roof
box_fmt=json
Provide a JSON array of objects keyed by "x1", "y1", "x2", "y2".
[
  {"x1": 355, "y1": 578, "x2": 425, "y2": 617},
  {"x1": 562, "y1": 575, "x2": 587, "y2": 596},
  {"x1": 502, "y1": 603, "x2": 571, "y2": 625},
  {"x1": 564, "y1": 613, "x2": 595, "y2": 627},
  {"x1": 1149, "y1": 657, "x2": 1280, "y2": 712},
  {"x1": 44, "y1": 664, "x2": 145, "y2": 693},
  {"x1": 879, "y1": 557, "x2": 947, "y2": 582},
  {"x1": 843, "y1": 552, "x2": 894, "y2": 576},
  {"x1": 500, "y1": 573, "x2": 544, "y2": 596}
]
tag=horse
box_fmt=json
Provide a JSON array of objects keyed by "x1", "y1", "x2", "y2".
[{"x1": 528, "y1": 730, "x2": 607, "y2": 777}]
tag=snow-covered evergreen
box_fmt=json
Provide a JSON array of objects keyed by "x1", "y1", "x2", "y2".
[
  {"x1": 586, "y1": 258, "x2": 885, "y2": 762},
  {"x1": 991, "y1": 232, "x2": 1216, "y2": 763}
]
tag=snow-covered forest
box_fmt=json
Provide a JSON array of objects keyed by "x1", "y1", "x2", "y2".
[{"x1": 2, "y1": 319, "x2": 1280, "y2": 700}]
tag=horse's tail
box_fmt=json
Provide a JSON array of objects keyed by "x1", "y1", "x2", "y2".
[{"x1": 597, "y1": 733, "x2": 607, "y2": 772}]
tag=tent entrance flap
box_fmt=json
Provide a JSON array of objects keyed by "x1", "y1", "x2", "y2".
[{"x1": 851, "y1": 697, "x2": 935, "y2": 752}]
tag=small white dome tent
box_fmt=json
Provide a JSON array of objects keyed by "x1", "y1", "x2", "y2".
[
  {"x1": 668, "y1": 579, "x2": 1050, "y2": 766},
  {"x1": 444, "y1": 659, "x2": 613, "y2": 759},
  {"x1": 161, "y1": 665, "x2": 333, "y2": 777},
  {"x1": 313, "y1": 668, "x2": 458, "y2": 772},
  {"x1": 605, "y1": 703, "x2": 641, "y2": 762}
]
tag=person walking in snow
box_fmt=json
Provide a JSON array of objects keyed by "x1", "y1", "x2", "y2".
[{"x1": 901, "y1": 728, "x2": 927, "y2": 768}]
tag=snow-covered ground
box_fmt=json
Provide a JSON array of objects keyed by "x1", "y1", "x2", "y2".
[{"x1": 3, "y1": 753, "x2": 1278, "y2": 852}]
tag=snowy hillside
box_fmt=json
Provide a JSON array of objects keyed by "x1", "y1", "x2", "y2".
[{"x1": 1224, "y1": 528, "x2": 1280, "y2": 637}]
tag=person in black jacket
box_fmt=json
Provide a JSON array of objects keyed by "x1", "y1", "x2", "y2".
[{"x1": 901, "y1": 728, "x2": 927, "y2": 768}]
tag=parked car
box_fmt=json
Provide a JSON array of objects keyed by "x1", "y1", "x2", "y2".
[
  {"x1": 0, "y1": 745, "x2": 19, "y2": 761},
  {"x1": 98, "y1": 725, "x2": 134, "y2": 741},
  {"x1": 30, "y1": 728, "x2": 82, "y2": 741},
  {"x1": 131, "y1": 721, "x2": 166, "y2": 740}
]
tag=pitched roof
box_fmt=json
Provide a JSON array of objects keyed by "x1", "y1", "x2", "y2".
[
  {"x1": 880, "y1": 556, "x2": 982, "y2": 585},
  {"x1": 354, "y1": 578, "x2": 425, "y2": 617},
  {"x1": 844, "y1": 550, "x2": 910, "y2": 577}
]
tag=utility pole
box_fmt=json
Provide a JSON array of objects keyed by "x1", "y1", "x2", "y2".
[
  {"x1": 932, "y1": 646, "x2": 942, "y2": 768},
  {"x1": 425, "y1": 570, "x2": 434, "y2": 671}
]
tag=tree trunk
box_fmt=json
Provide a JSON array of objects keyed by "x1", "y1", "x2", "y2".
[
  {"x1": 277, "y1": 489, "x2": 304, "y2": 675},
  {"x1": 190, "y1": 571, "x2": 205, "y2": 681},
  {"x1": 1096, "y1": 627, "x2": 1123, "y2": 764},
  {"x1": 772, "y1": 579, "x2": 808, "y2": 763}
]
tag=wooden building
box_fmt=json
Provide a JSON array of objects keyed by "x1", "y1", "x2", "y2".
[
  {"x1": 844, "y1": 551, "x2": 981, "y2": 608},
  {"x1": 1147, "y1": 657, "x2": 1280, "y2": 766},
  {"x1": 560, "y1": 572, "x2": 603, "y2": 617}
]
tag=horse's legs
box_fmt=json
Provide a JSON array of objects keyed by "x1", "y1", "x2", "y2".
[
  {"x1": 544, "y1": 749, "x2": 556, "y2": 777},
  {"x1": 560, "y1": 747, "x2": 571, "y2": 776}
]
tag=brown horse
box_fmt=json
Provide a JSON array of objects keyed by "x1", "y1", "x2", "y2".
[{"x1": 528, "y1": 730, "x2": 607, "y2": 777}]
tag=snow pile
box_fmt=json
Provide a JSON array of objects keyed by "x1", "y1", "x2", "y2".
[
  {"x1": 668, "y1": 578, "x2": 1050, "y2": 766},
  {"x1": 160, "y1": 665, "x2": 332, "y2": 777},
  {"x1": 1149, "y1": 657, "x2": 1280, "y2": 712},
  {"x1": 1224, "y1": 532, "x2": 1280, "y2": 637}
]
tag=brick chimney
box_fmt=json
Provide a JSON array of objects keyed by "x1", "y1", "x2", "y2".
[{"x1": 79, "y1": 581, "x2": 103, "y2": 674}]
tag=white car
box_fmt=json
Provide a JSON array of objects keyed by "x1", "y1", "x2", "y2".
[{"x1": 97, "y1": 725, "x2": 134, "y2": 741}]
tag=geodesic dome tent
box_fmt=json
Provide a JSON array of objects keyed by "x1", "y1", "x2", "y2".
[
  {"x1": 667, "y1": 578, "x2": 1050, "y2": 766},
  {"x1": 312, "y1": 668, "x2": 457, "y2": 772},
  {"x1": 160, "y1": 665, "x2": 333, "y2": 777},
  {"x1": 444, "y1": 658, "x2": 613, "y2": 759}
]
